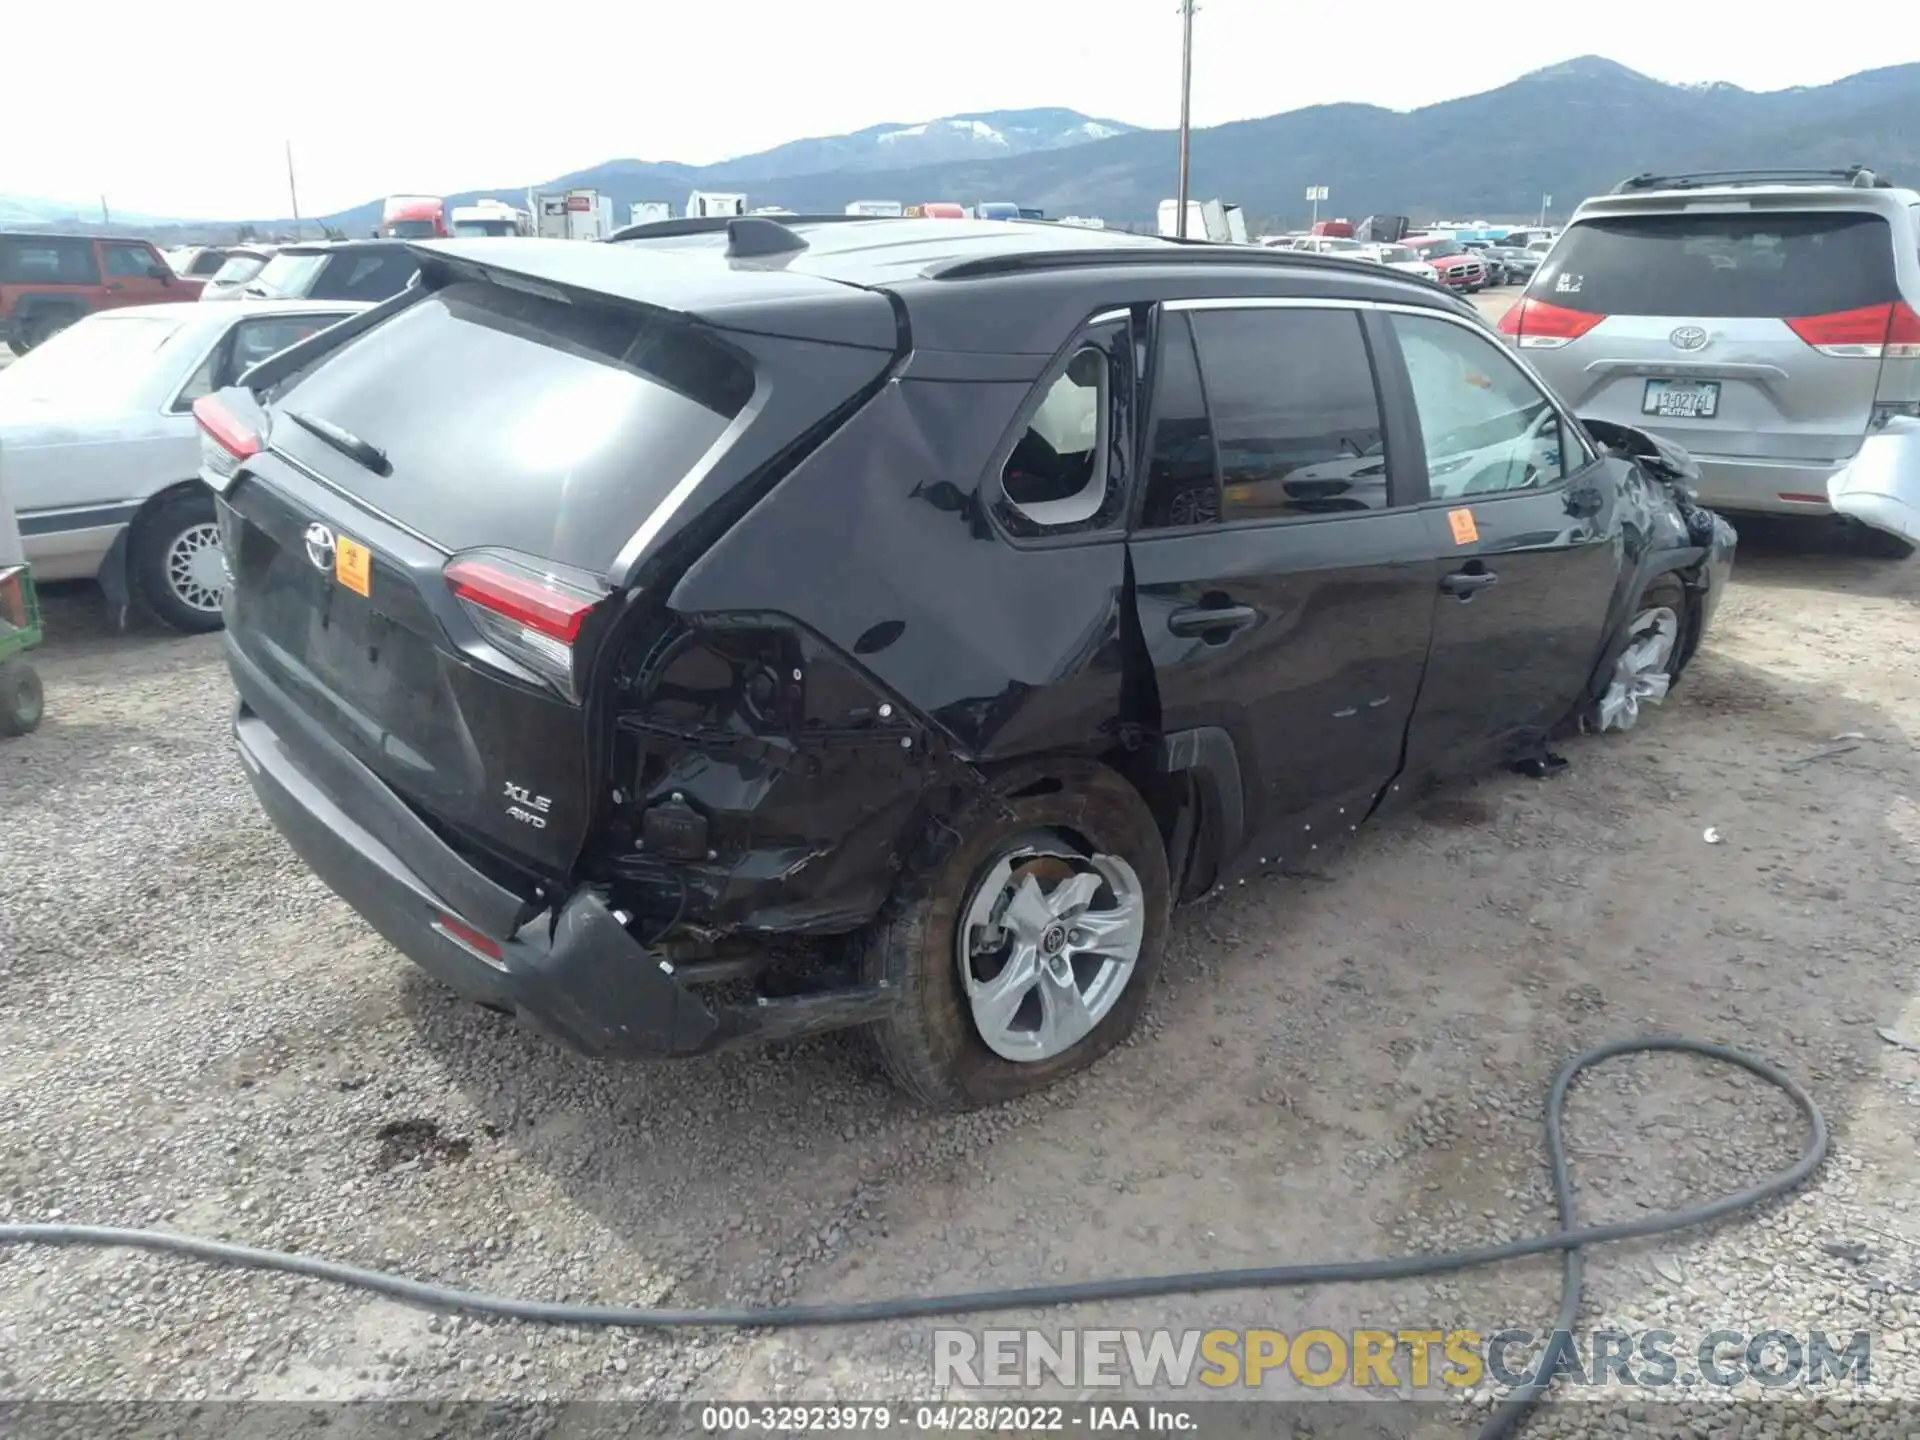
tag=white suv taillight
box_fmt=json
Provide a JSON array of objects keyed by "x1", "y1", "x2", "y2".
[{"x1": 444, "y1": 550, "x2": 605, "y2": 702}]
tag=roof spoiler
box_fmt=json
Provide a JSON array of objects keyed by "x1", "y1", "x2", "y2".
[{"x1": 1610, "y1": 166, "x2": 1888, "y2": 194}]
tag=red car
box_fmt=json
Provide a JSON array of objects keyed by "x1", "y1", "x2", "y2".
[
  {"x1": 0, "y1": 232, "x2": 203, "y2": 352},
  {"x1": 1403, "y1": 235, "x2": 1488, "y2": 293}
]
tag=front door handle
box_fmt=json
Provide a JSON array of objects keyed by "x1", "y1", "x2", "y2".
[
  {"x1": 1168, "y1": 603, "x2": 1258, "y2": 639},
  {"x1": 1440, "y1": 568, "x2": 1499, "y2": 599}
]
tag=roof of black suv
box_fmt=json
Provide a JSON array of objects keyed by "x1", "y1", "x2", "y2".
[{"x1": 410, "y1": 217, "x2": 1475, "y2": 357}]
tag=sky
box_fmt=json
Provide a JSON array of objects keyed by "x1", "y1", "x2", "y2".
[{"x1": 7, "y1": 0, "x2": 1916, "y2": 220}]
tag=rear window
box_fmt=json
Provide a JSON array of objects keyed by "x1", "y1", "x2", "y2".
[
  {"x1": 251, "y1": 252, "x2": 329, "y2": 296},
  {"x1": 269, "y1": 280, "x2": 754, "y2": 572},
  {"x1": 307, "y1": 251, "x2": 418, "y2": 301},
  {"x1": 1533, "y1": 212, "x2": 1898, "y2": 317},
  {"x1": 211, "y1": 253, "x2": 269, "y2": 285}
]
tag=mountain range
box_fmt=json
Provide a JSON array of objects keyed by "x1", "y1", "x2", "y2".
[{"x1": 7, "y1": 59, "x2": 1918, "y2": 238}]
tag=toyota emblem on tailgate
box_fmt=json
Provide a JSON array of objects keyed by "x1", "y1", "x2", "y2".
[
  {"x1": 303, "y1": 523, "x2": 336, "y2": 572},
  {"x1": 1669, "y1": 325, "x2": 1709, "y2": 352}
]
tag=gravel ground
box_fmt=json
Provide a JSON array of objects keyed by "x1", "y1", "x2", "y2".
[{"x1": 3, "y1": 378, "x2": 1919, "y2": 1436}]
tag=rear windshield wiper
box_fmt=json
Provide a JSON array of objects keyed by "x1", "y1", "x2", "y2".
[{"x1": 283, "y1": 409, "x2": 392, "y2": 477}]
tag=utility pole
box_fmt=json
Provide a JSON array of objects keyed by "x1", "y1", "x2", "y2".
[
  {"x1": 1538, "y1": 193, "x2": 1551, "y2": 228},
  {"x1": 286, "y1": 140, "x2": 303, "y2": 240},
  {"x1": 1175, "y1": 0, "x2": 1197, "y2": 239},
  {"x1": 99, "y1": 195, "x2": 110, "y2": 227}
]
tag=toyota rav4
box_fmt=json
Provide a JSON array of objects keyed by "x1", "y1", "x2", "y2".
[{"x1": 196, "y1": 217, "x2": 1733, "y2": 1108}]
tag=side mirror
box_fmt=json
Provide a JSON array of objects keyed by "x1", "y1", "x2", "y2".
[{"x1": 149, "y1": 263, "x2": 173, "y2": 282}]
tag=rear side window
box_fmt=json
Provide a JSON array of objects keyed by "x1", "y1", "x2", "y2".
[
  {"x1": 0, "y1": 237, "x2": 99, "y2": 285},
  {"x1": 1187, "y1": 307, "x2": 1389, "y2": 521},
  {"x1": 996, "y1": 318, "x2": 1130, "y2": 538},
  {"x1": 269, "y1": 280, "x2": 753, "y2": 572},
  {"x1": 1534, "y1": 212, "x2": 1898, "y2": 317},
  {"x1": 188, "y1": 250, "x2": 227, "y2": 277}
]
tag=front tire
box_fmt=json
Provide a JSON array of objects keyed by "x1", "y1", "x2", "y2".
[
  {"x1": 854, "y1": 758, "x2": 1171, "y2": 1109},
  {"x1": 131, "y1": 490, "x2": 227, "y2": 634},
  {"x1": 1594, "y1": 576, "x2": 1692, "y2": 732}
]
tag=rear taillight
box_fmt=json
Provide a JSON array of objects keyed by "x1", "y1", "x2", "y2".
[
  {"x1": 1786, "y1": 301, "x2": 1920, "y2": 358},
  {"x1": 444, "y1": 549, "x2": 604, "y2": 702},
  {"x1": 192, "y1": 394, "x2": 262, "y2": 478},
  {"x1": 1500, "y1": 297, "x2": 1606, "y2": 349}
]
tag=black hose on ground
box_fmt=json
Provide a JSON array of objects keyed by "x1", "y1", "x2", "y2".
[{"x1": 0, "y1": 1036, "x2": 1828, "y2": 1439}]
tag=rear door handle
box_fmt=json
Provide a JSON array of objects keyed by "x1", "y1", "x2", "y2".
[
  {"x1": 1168, "y1": 603, "x2": 1258, "y2": 639},
  {"x1": 1440, "y1": 569, "x2": 1499, "y2": 599}
]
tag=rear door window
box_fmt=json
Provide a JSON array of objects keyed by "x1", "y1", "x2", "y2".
[
  {"x1": 266, "y1": 279, "x2": 754, "y2": 573},
  {"x1": 1186, "y1": 307, "x2": 1391, "y2": 521},
  {"x1": 1534, "y1": 212, "x2": 1898, "y2": 317}
]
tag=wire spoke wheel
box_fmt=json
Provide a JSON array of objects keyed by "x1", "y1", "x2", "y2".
[
  {"x1": 957, "y1": 831, "x2": 1144, "y2": 1064},
  {"x1": 163, "y1": 522, "x2": 227, "y2": 614}
]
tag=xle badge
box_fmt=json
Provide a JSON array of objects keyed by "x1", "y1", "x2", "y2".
[
  {"x1": 504, "y1": 781, "x2": 553, "y2": 830},
  {"x1": 1448, "y1": 508, "x2": 1479, "y2": 545}
]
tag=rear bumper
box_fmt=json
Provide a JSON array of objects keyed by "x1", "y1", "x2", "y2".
[
  {"x1": 1690, "y1": 453, "x2": 1842, "y2": 516},
  {"x1": 226, "y1": 636, "x2": 896, "y2": 1058}
]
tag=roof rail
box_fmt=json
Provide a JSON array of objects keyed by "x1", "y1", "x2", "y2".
[
  {"x1": 1610, "y1": 166, "x2": 1888, "y2": 195},
  {"x1": 927, "y1": 244, "x2": 1419, "y2": 283},
  {"x1": 608, "y1": 213, "x2": 890, "y2": 244}
]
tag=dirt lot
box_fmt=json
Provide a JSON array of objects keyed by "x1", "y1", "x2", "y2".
[{"x1": 3, "y1": 292, "x2": 1919, "y2": 1435}]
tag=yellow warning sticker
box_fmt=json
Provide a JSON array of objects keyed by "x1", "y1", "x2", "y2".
[
  {"x1": 335, "y1": 535, "x2": 372, "y2": 597},
  {"x1": 1447, "y1": 508, "x2": 1479, "y2": 546}
]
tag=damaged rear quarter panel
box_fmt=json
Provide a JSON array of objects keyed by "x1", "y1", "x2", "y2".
[{"x1": 667, "y1": 375, "x2": 1132, "y2": 761}]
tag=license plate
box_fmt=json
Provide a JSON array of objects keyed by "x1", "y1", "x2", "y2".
[{"x1": 1643, "y1": 379, "x2": 1720, "y2": 419}]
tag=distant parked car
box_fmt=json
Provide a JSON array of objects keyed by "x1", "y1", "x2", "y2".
[
  {"x1": 1503, "y1": 167, "x2": 1920, "y2": 557},
  {"x1": 1460, "y1": 241, "x2": 1509, "y2": 287},
  {"x1": 209, "y1": 240, "x2": 419, "y2": 305},
  {"x1": 1, "y1": 233, "x2": 204, "y2": 353},
  {"x1": 1485, "y1": 246, "x2": 1541, "y2": 284},
  {"x1": 1289, "y1": 236, "x2": 1370, "y2": 257},
  {"x1": 199, "y1": 246, "x2": 279, "y2": 302},
  {"x1": 0, "y1": 300, "x2": 367, "y2": 629},
  {"x1": 1362, "y1": 243, "x2": 1442, "y2": 283},
  {"x1": 1404, "y1": 235, "x2": 1488, "y2": 292}
]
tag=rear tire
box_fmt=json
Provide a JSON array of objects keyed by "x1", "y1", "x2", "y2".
[
  {"x1": 854, "y1": 758, "x2": 1171, "y2": 1110},
  {"x1": 0, "y1": 658, "x2": 45, "y2": 736},
  {"x1": 132, "y1": 490, "x2": 227, "y2": 634},
  {"x1": 18, "y1": 309, "x2": 79, "y2": 351}
]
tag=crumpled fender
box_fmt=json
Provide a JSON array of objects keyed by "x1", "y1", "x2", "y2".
[
  {"x1": 1826, "y1": 415, "x2": 1920, "y2": 543},
  {"x1": 1574, "y1": 420, "x2": 1734, "y2": 717}
]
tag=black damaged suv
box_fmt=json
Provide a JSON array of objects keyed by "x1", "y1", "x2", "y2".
[{"x1": 196, "y1": 217, "x2": 1733, "y2": 1108}]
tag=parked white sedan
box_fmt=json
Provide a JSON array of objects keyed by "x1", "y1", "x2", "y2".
[{"x1": 0, "y1": 300, "x2": 364, "y2": 631}]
